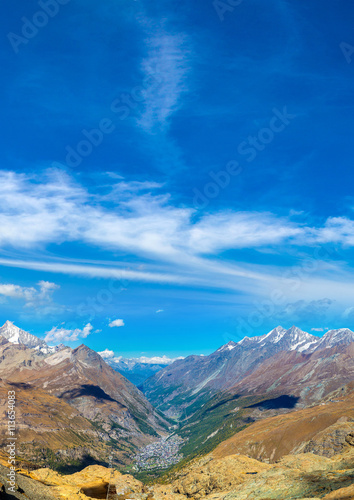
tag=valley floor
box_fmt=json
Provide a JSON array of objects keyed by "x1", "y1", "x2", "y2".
[{"x1": 133, "y1": 435, "x2": 184, "y2": 471}]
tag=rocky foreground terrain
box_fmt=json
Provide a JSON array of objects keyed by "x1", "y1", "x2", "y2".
[
  {"x1": 0, "y1": 438, "x2": 354, "y2": 499},
  {"x1": 1, "y1": 391, "x2": 353, "y2": 500},
  {"x1": 1, "y1": 322, "x2": 354, "y2": 499}
]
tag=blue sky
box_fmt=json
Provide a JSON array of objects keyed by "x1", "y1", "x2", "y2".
[{"x1": 1, "y1": 0, "x2": 354, "y2": 358}]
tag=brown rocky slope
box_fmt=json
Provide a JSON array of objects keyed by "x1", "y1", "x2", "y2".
[
  {"x1": 1, "y1": 444, "x2": 354, "y2": 499},
  {"x1": 228, "y1": 342, "x2": 354, "y2": 408},
  {"x1": 213, "y1": 384, "x2": 354, "y2": 463},
  {"x1": 0, "y1": 337, "x2": 170, "y2": 468}
]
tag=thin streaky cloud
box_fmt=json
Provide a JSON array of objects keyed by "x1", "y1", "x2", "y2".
[
  {"x1": 138, "y1": 32, "x2": 192, "y2": 133},
  {"x1": 0, "y1": 258, "x2": 192, "y2": 285}
]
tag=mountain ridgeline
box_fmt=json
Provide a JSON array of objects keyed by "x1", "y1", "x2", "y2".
[
  {"x1": 1, "y1": 320, "x2": 354, "y2": 475},
  {"x1": 139, "y1": 325, "x2": 354, "y2": 462},
  {"x1": 105, "y1": 357, "x2": 170, "y2": 386},
  {"x1": 141, "y1": 326, "x2": 354, "y2": 418},
  {"x1": 0, "y1": 320, "x2": 57, "y2": 352},
  {"x1": 0, "y1": 321, "x2": 170, "y2": 470}
]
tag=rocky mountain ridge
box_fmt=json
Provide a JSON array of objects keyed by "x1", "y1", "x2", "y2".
[
  {"x1": 141, "y1": 326, "x2": 354, "y2": 418},
  {"x1": 0, "y1": 320, "x2": 65, "y2": 354},
  {"x1": 2, "y1": 320, "x2": 354, "y2": 475},
  {"x1": 0, "y1": 320, "x2": 174, "y2": 384},
  {"x1": 105, "y1": 357, "x2": 171, "y2": 386},
  {"x1": 0, "y1": 334, "x2": 170, "y2": 469}
]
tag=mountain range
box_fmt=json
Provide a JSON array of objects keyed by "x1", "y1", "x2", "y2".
[
  {"x1": 103, "y1": 356, "x2": 173, "y2": 386},
  {"x1": 0, "y1": 321, "x2": 176, "y2": 385},
  {"x1": 140, "y1": 326, "x2": 354, "y2": 463},
  {"x1": 1, "y1": 320, "x2": 354, "y2": 476},
  {"x1": 141, "y1": 326, "x2": 354, "y2": 418},
  {"x1": 0, "y1": 322, "x2": 170, "y2": 469}
]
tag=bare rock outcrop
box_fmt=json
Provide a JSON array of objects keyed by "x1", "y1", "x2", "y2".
[
  {"x1": 173, "y1": 454, "x2": 269, "y2": 498},
  {"x1": 345, "y1": 431, "x2": 354, "y2": 446},
  {"x1": 171, "y1": 447, "x2": 354, "y2": 500},
  {"x1": 1, "y1": 446, "x2": 354, "y2": 500},
  {"x1": 31, "y1": 464, "x2": 144, "y2": 499}
]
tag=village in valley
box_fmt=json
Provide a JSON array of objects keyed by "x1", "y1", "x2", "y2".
[{"x1": 133, "y1": 435, "x2": 184, "y2": 471}]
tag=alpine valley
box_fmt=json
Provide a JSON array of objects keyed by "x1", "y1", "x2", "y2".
[
  {"x1": 1, "y1": 321, "x2": 354, "y2": 500},
  {"x1": 0, "y1": 321, "x2": 170, "y2": 471}
]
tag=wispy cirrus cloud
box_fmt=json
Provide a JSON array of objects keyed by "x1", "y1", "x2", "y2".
[
  {"x1": 138, "y1": 32, "x2": 191, "y2": 133},
  {"x1": 0, "y1": 170, "x2": 304, "y2": 260},
  {"x1": 2, "y1": 170, "x2": 354, "y2": 306}
]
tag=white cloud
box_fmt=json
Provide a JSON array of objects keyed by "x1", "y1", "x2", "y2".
[
  {"x1": 136, "y1": 355, "x2": 184, "y2": 365},
  {"x1": 343, "y1": 306, "x2": 354, "y2": 319},
  {"x1": 109, "y1": 319, "x2": 125, "y2": 328},
  {"x1": 0, "y1": 258, "x2": 189, "y2": 285},
  {"x1": 0, "y1": 170, "x2": 328, "y2": 260},
  {"x1": 3, "y1": 170, "x2": 354, "y2": 305},
  {"x1": 0, "y1": 280, "x2": 60, "y2": 314},
  {"x1": 0, "y1": 170, "x2": 84, "y2": 249},
  {"x1": 38, "y1": 280, "x2": 60, "y2": 297},
  {"x1": 0, "y1": 283, "x2": 35, "y2": 301},
  {"x1": 138, "y1": 33, "x2": 191, "y2": 133},
  {"x1": 26, "y1": 280, "x2": 60, "y2": 308},
  {"x1": 156, "y1": 309, "x2": 164, "y2": 313},
  {"x1": 188, "y1": 212, "x2": 303, "y2": 254},
  {"x1": 315, "y1": 217, "x2": 354, "y2": 246},
  {"x1": 98, "y1": 349, "x2": 115, "y2": 359},
  {"x1": 0, "y1": 170, "x2": 309, "y2": 278},
  {"x1": 45, "y1": 323, "x2": 93, "y2": 343},
  {"x1": 279, "y1": 299, "x2": 333, "y2": 322},
  {"x1": 311, "y1": 327, "x2": 324, "y2": 332}
]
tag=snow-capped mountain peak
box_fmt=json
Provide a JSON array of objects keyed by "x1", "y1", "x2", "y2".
[
  {"x1": 284, "y1": 326, "x2": 318, "y2": 352},
  {"x1": 314, "y1": 328, "x2": 354, "y2": 351},
  {"x1": 266, "y1": 325, "x2": 287, "y2": 344},
  {"x1": 216, "y1": 341, "x2": 237, "y2": 353},
  {"x1": 264, "y1": 325, "x2": 286, "y2": 339},
  {"x1": 230, "y1": 326, "x2": 354, "y2": 355},
  {"x1": 0, "y1": 320, "x2": 47, "y2": 349},
  {"x1": 0, "y1": 321, "x2": 65, "y2": 354},
  {"x1": 226, "y1": 326, "x2": 320, "y2": 353},
  {"x1": 254, "y1": 325, "x2": 315, "y2": 351},
  {"x1": 1, "y1": 320, "x2": 21, "y2": 343}
]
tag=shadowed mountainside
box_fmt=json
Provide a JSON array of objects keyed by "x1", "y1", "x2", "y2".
[
  {"x1": 0, "y1": 337, "x2": 170, "y2": 469},
  {"x1": 141, "y1": 327, "x2": 354, "y2": 419}
]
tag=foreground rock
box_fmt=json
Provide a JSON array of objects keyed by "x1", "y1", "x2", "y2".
[
  {"x1": 172, "y1": 446, "x2": 354, "y2": 499},
  {"x1": 0, "y1": 443, "x2": 353, "y2": 499},
  {"x1": 31, "y1": 464, "x2": 144, "y2": 498},
  {"x1": 172, "y1": 454, "x2": 270, "y2": 497}
]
